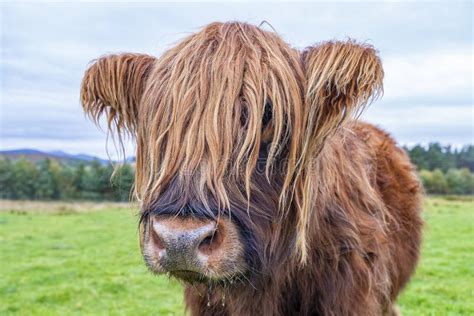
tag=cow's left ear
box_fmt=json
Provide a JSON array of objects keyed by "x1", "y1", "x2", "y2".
[
  {"x1": 289, "y1": 42, "x2": 383, "y2": 264},
  {"x1": 80, "y1": 53, "x2": 156, "y2": 135},
  {"x1": 301, "y1": 40, "x2": 383, "y2": 155}
]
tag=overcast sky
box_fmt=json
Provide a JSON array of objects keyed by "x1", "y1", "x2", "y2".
[{"x1": 1, "y1": 1, "x2": 472, "y2": 158}]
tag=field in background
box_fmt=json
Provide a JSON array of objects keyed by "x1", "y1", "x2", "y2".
[
  {"x1": 0, "y1": 197, "x2": 472, "y2": 315},
  {"x1": 0, "y1": 200, "x2": 133, "y2": 214}
]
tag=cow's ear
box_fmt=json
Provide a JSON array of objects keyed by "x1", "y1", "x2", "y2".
[
  {"x1": 289, "y1": 42, "x2": 383, "y2": 264},
  {"x1": 80, "y1": 53, "x2": 156, "y2": 135},
  {"x1": 301, "y1": 40, "x2": 383, "y2": 155}
]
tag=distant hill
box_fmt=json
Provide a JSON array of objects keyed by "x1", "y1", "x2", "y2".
[{"x1": 0, "y1": 149, "x2": 109, "y2": 165}]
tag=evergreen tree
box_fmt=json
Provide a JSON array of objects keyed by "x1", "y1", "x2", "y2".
[
  {"x1": 59, "y1": 165, "x2": 77, "y2": 200},
  {"x1": 11, "y1": 158, "x2": 38, "y2": 199},
  {"x1": 0, "y1": 159, "x2": 14, "y2": 199},
  {"x1": 112, "y1": 163, "x2": 135, "y2": 201},
  {"x1": 73, "y1": 163, "x2": 86, "y2": 198},
  {"x1": 457, "y1": 145, "x2": 474, "y2": 171},
  {"x1": 36, "y1": 159, "x2": 60, "y2": 199},
  {"x1": 81, "y1": 160, "x2": 103, "y2": 200}
]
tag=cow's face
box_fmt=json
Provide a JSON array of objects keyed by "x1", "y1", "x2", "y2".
[
  {"x1": 80, "y1": 22, "x2": 383, "y2": 285},
  {"x1": 137, "y1": 96, "x2": 294, "y2": 284}
]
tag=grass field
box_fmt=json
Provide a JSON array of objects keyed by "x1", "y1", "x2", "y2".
[{"x1": 0, "y1": 197, "x2": 472, "y2": 315}]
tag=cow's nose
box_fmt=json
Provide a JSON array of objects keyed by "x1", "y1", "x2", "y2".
[{"x1": 149, "y1": 217, "x2": 223, "y2": 272}]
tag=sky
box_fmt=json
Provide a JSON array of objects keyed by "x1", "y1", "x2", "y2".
[{"x1": 1, "y1": 1, "x2": 472, "y2": 158}]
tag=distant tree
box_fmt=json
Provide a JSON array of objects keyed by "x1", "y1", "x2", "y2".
[
  {"x1": 425, "y1": 143, "x2": 448, "y2": 171},
  {"x1": 58, "y1": 165, "x2": 77, "y2": 200},
  {"x1": 100, "y1": 163, "x2": 116, "y2": 200},
  {"x1": 81, "y1": 160, "x2": 103, "y2": 200},
  {"x1": 72, "y1": 163, "x2": 86, "y2": 198},
  {"x1": 11, "y1": 158, "x2": 38, "y2": 199},
  {"x1": 36, "y1": 159, "x2": 60, "y2": 199},
  {"x1": 419, "y1": 169, "x2": 449, "y2": 194},
  {"x1": 441, "y1": 145, "x2": 457, "y2": 171},
  {"x1": 418, "y1": 170, "x2": 432, "y2": 193},
  {"x1": 446, "y1": 169, "x2": 464, "y2": 195},
  {"x1": 406, "y1": 145, "x2": 429, "y2": 170},
  {"x1": 457, "y1": 145, "x2": 474, "y2": 171},
  {"x1": 112, "y1": 163, "x2": 135, "y2": 201},
  {"x1": 458, "y1": 168, "x2": 474, "y2": 194},
  {"x1": 0, "y1": 159, "x2": 14, "y2": 199}
]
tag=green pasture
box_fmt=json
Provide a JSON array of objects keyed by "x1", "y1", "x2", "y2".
[{"x1": 0, "y1": 197, "x2": 472, "y2": 315}]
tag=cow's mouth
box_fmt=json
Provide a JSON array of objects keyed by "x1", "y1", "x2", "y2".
[
  {"x1": 170, "y1": 270, "x2": 207, "y2": 283},
  {"x1": 169, "y1": 269, "x2": 247, "y2": 287}
]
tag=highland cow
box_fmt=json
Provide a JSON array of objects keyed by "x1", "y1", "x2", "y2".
[{"x1": 80, "y1": 22, "x2": 423, "y2": 315}]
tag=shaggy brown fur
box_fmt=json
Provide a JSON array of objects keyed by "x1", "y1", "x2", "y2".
[{"x1": 80, "y1": 21, "x2": 423, "y2": 315}]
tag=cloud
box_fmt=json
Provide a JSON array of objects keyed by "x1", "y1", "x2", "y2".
[
  {"x1": 383, "y1": 49, "x2": 472, "y2": 103},
  {"x1": 0, "y1": 1, "x2": 472, "y2": 157},
  {"x1": 364, "y1": 103, "x2": 473, "y2": 147}
]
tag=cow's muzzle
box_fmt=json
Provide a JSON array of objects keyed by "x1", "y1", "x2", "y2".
[{"x1": 142, "y1": 214, "x2": 245, "y2": 283}]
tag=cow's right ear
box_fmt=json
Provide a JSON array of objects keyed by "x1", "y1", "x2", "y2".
[{"x1": 80, "y1": 53, "x2": 156, "y2": 135}]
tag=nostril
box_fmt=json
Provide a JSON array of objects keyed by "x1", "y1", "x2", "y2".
[
  {"x1": 198, "y1": 229, "x2": 223, "y2": 255},
  {"x1": 150, "y1": 226, "x2": 166, "y2": 251},
  {"x1": 200, "y1": 235, "x2": 213, "y2": 247}
]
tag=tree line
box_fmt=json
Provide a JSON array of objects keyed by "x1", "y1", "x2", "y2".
[
  {"x1": 0, "y1": 158, "x2": 134, "y2": 201},
  {"x1": 0, "y1": 142, "x2": 472, "y2": 201},
  {"x1": 404, "y1": 143, "x2": 473, "y2": 172},
  {"x1": 404, "y1": 144, "x2": 473, "y2": 195}
]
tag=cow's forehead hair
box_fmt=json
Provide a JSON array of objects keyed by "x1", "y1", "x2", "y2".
[{"x1": 135, "y1": 22, "x2": 305, "y2": 224}]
